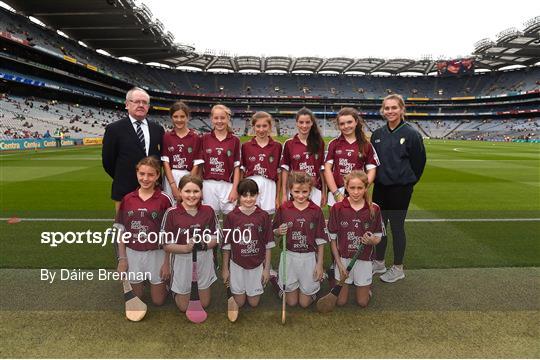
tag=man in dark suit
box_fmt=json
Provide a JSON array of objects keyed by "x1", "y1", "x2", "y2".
[{"x1": 102, "y1": 87, "x2": 164, "y2": 212}]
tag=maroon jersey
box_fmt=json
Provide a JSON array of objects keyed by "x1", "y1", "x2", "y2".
[
  {"x1": 280, "y1": 134, "x2": 325, "y2": 190},
  {"x1": 161, "y1": 204, "x2": 217, "y2": 246},
  {"x1": 272, "y1": 200, "x2": 327, "y2": 253},
  {"x1": 241, "y1": 137, "x2": 282, "y2": 182},
  {"x1": 327, "y1": 198, "x2": 385, "y2": 261},
  {"x1": 325, "y1": 136, "x2": 380, "y2": 188},
  {"x1": 222, "y1": 206, "x2": 275, "y2": 269},
  {"x1": 115, "y1": 189, "x2": 173, "y2": 251},
  {"x1": 197, "y1": 131, "x2": 241, "y2": 182},
  {"x1": 161, "y1": 129, "x2": 202, "y2": 171}
]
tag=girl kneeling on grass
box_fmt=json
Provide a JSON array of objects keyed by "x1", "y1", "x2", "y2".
[
  {"x1": 162, "y1": 175, "x2": 219, "y2": 312},
  {"x1": 327, "y1": 170, "x2": 384, "y2": 307},
  {"x1": 222, "y1": 178, "x2": 275, "y2": 308},
  {"x1": 273, "y1": 171, "x2": 328, "y2": 308},
  {"x1": 115, "y1": 156, "x2": 173, "y2": 306}
]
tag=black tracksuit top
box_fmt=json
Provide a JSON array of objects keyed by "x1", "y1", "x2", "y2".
[{"x1": 370, "y1": 121, "x2": 426, "y2": 186}]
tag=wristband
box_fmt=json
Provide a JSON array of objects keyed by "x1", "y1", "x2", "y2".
[
  {"x1": 333, "y1": 190, "x2": 341, "y2": 197},
  {"x1": 117, "y1": 256, "x2": 127, "y2": 261}
]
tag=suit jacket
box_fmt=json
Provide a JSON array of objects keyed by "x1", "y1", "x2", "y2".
[{"x1": 102, "y1": 117, "x2": 164, "y2": 200}]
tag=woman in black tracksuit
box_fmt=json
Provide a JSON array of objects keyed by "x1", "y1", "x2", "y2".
[{"x1": 370, "y1": 94, "x2": 426, "y2": 283}]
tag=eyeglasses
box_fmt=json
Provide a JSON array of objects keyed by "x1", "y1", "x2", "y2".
[{"x1": 128, "y1": 100, "x2": 150, "y2": 106}]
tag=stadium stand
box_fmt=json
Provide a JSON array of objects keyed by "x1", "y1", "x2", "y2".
[{"x1": 0, "y1": 6, "x2": 538, "y2": 144}]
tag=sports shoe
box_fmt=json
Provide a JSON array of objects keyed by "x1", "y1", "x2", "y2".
[
  {"x1": 269, "y1": 269, "x2": 283, "y2": 299},
  {"x1": 372, "y1": 260, "x2": 387, "y2": 275},
  {"x1": 380, "y1": 265, "x2": 405, "y2": 283}
]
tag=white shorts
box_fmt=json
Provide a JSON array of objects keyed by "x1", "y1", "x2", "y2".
[
  {"x1": 125, "y1": 247, "x2": 166, "y2": 285},
  {"x1": 203, "y1": 180, "x2": 235, "y2": 215},
  {"x1": 162, "y1": 169, "x2": 189, "y2": 204},
  {"x1": 334, "y1": 258, "x2": 372, "y2": 287},
  {"x1": 286, "y1": 187, "x2": 322, "y2": 207},
  {"x1": 248, "y1": 175, "x2": 276, "y2": 214},
  {"x1": 327, "y1": 187, "x2": 345, "y2": 207},
  {"x1": 278, "y1": 251, "x2": 320, "y2": 295},
  {"x1": 170, "y1": 249, "x2": 217, "y2": 295},
  {"x1": 230, "y1": 260, "x2": 264, "y2": 297}
]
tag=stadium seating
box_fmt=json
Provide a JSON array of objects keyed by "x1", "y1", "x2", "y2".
[
  {"x1": 1, "y1": 8, "x2": 538, "y2": 99},
  {"x1": 0, "y1": 7, "x2": 538, "y2": 143}
]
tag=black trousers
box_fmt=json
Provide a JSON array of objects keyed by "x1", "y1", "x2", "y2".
[{"x1": 372, "y1": 183, "x2": 414, "y2": 265}]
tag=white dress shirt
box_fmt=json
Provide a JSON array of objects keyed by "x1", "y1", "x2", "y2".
[{"x1": 129, "y1": 115, "x2": 150, "y2": 156}]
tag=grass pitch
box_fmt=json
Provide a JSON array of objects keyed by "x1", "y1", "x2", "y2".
[{"x1": 0, "y1": 139, "x2": 539, "y2": 358}]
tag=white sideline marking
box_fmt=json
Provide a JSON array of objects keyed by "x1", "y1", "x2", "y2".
[
  {"x1": 405, "y1": 218, "x2": 540, "y2": 222},
  {"x1": 1, "y1": 217, "x2": 539, "y2": 223}
]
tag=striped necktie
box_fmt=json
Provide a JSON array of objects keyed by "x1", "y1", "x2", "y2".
[{"x1": 136, "y1": 121, "x2": 146, "y2": 153}]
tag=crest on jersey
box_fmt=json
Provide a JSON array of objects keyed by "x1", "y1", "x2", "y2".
[
  {"x1": 168, "y1": 146, "x2": 174, "y2": 152},
  {"x1": 314, "y1": 154, "x2": 319, "y2": 160},
  {"x1": 249, "y1": 156, "x2": 256, "y2": 162},
  {"x1": 206, "y1": 149, "x2": 212, "y2": 154},
  {"x1": 269, "y1": 155, "x2": 274, "y2": 163},
  {"x1": 227, "y1": 150, "x2": 232, "y2": 157},
  {"x1": 340, "y1": 221, "x2": 349, "y2": 227},
  {"x1": 400, "y1": 138, "x2": 405, "y2": 145},
  {"x1": 151, "y1": 211, "x2": 158, "y2": 219},
  {"x1": 127, "y1": 210, "x2": 134, "y2": 217},
  {"x1": 293, "y1": 154, "x2": 301, "y2": 160},
  {"x1": 287, "y1": 221, "x2": 293, "y2": 228},
  {"x1": 188, "y1": 146, "x2": 193, "y2": 153},
  {"x1": 336, "y1": 150, "x2": 342, "y2": 155},
  {"x1": 309, "y1": 222, "x2": 315, "y2": 230},
  {"x1": 364, "y1": 222, "x2": 371, "y2": 230}
]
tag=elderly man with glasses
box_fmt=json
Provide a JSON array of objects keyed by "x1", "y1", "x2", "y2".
[{"x1": 102, "y1": 87, "x2": 165, "y2": 213}]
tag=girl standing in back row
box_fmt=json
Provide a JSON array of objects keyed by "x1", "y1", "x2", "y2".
[
  {"x1": 280, "y1": 108, "x2": 326, "y2": 207},
  {"x1": 241, "y1": 111, "x2": 282, "y2": 214},
  {"x1": 324, "y1": 107, "x2": 379, "y2": 206},
  {"x1": 161, "y1": 101, "x2": 202, "y2": 203},
  {"x1": 197, "y1": 104, "x2": 241, "y2": 216}
]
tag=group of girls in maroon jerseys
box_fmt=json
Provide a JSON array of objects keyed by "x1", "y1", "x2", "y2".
[{"x1": 114, "y1": 96, "x2": 419, "y2": 318}]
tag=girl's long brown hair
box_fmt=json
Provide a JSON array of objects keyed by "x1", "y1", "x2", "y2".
[
  {"x1": 336, "y1": 107, "x2": 369, "y2": 158},
  {"x1": 296, "y1": 107, "x2": 323, "y2": 155}
]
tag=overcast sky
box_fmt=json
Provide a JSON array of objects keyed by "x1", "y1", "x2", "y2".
[{"x1": 141, "y1": 0, "x2": 538, "y2": 59}]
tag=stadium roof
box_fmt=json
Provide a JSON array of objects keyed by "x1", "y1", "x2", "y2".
[
  {"x1": 4, "y1": 0, "x2": 540, "y2": 74},
  {"x1": 2, "y1": 0, "x2": 194, "y2": 60}
]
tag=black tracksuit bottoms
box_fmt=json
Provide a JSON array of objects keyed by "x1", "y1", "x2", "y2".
[{"x1": 372, "y1": 183, "x2": 414, "y2": 265}]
